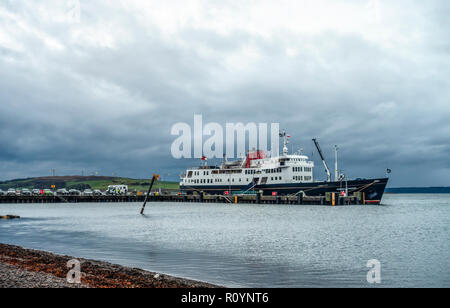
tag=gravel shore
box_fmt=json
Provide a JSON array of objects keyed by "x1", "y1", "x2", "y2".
[
  {"x1": 0, "y1": 243, "x2": 219, "y2": 288},
  {"x1": 0, "y1": 262, "x2": 87, "y2": 288}
]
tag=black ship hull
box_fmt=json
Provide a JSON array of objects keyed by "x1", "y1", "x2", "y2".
[{"x1": 180, "y1": 178, "x2": 389, "y2": 204}]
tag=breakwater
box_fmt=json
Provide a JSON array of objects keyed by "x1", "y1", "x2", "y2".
[{"x1": 0, "y1": 192, "x2": 369, "y2": 206}]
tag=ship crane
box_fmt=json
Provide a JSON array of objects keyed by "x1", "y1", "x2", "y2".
[{"x1": 312, "y1": 138, "x2": 331, "y2": 182}]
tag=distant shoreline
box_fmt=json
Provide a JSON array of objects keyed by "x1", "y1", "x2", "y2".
[
  {"x1": 0, "y1": 175, "x2": 179, "y2": 192},
  {"x1": 2, "y1": 175, "x2": 450, "y2": 195},
  {"x1": 0, "y1": 243, "x2": 219, "y2": 288},
  {"x1": 386, "y1": 187, "x2": 450, "y2": 194}
]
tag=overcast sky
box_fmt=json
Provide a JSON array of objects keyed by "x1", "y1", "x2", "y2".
[{"x1": 0, "y1": 0, "x2": 449, "y2": 186}]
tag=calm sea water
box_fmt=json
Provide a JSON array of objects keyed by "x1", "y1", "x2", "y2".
[{"x1": 1, "y1": 194, "x2": 449, "y2": 287}]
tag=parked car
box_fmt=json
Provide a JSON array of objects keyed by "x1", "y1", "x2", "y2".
[
  {"x1": 56, "y1": 188, "x2": 69, "y2": 196},
  {"x1": 68, "y1": 189, "x2": 81, "y2": 196},
  {"x1": 21, "y1": 188, "x2": 32, "y2": 196},
  {"x1": 106, "y1": 185, "x2": 128, "y2": 195},
  {"x1": 6, "y1": 188, "x2": 17, "y2": 196},
  {"x1": 32, "y1": 189, "x2": 41, "y2": 196},
  {"x1": 43, "y1": 189, "x2": 54, "y2": 196},
  {"x1": 83, "y1": 189, "x2": 93, "y2": 196},
  {"x1": 93, "y1": 189, "x2": 103, "y2": 196}
]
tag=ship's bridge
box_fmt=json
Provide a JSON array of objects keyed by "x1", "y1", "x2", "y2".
[{"x1": 249, "y1": 154, "x2": 314, "y2": 169}]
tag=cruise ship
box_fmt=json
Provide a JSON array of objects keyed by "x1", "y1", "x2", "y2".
[{"x1": 180, "y1": 132, "x2": 389, "y2": 204}]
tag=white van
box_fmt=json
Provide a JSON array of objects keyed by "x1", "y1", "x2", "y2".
[{"x1": 106, "y1": 185, "x2": 128, "y2": 195}]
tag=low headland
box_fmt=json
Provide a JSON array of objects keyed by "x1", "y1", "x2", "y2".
[
  {"x1": 0, "y1": 176, "x2": 179, "y2": 192},
  {"x1": 0, "y1": 243, "x2": 219, "y2": 288}
]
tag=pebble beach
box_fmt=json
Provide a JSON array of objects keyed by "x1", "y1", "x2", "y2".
[{"x1": 0, "y1": 243, "x2": 219, "y2": 288}]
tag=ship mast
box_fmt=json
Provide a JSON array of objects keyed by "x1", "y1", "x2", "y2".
[
  {"x1": 280, "y1": 131, "x2": 289, "y2": 156},
  {"x1": 334, "y1": 145, "x2": 339, "y2": 182}
]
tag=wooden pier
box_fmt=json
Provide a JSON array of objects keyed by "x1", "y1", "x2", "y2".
[{"x1": 0, "y1": 192, "x2": 369, "y2": 206}]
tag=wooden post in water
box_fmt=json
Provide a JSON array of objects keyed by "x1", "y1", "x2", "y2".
[{"x1": 140, "y1": 173, "x2": 159, "y2": 215}]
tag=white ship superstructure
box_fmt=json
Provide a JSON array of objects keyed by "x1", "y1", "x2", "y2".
[{"x1": 180, "y1": 132, "x2": 314, "y2": 189}]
